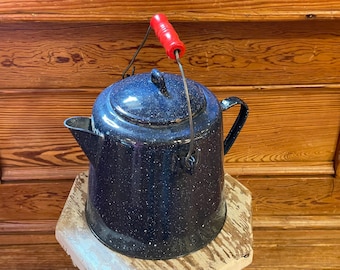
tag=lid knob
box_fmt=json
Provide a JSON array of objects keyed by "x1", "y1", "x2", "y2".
[{"x1": 151, "y1": 69, "x2": 169, "y2": 97}]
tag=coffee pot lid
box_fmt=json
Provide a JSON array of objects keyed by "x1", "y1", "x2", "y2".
[{"x1": 109, "y1": 69, "x2": 206, "y2": 125}]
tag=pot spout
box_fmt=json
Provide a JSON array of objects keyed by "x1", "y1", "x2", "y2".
[{"x1": 64, "y1": 116, "x2": 103, "y2": 165}]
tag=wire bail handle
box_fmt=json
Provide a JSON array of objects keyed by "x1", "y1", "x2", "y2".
[{"x1": 122, "y1": 13, "x2": 195, "y2": 169}]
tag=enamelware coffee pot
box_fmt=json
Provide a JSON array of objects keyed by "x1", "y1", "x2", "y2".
[{"x1": 65, "y1": 14, "x2": 248, "y2": 259}]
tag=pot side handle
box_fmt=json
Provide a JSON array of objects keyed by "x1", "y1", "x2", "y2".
[{"x1": 220, "y1": 97, "x2": 249, "y2": 155}]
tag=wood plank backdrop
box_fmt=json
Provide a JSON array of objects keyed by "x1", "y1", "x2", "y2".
[{"x1": 0, "y1": 2, "x2": 339, "y2": 268}]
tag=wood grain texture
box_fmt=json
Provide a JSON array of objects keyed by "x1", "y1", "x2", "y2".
[
  {"x1": 0, "y1": 181, "x2": 73, "y2": 220},
  {"x1": 249, "y1": 229, "x2": 340, "y2": 269},
  {"x1": 0, "y1": 233, "x2": 57, "y2": 246},
  {"x1": 0, "y1": 162, "x2": 334, "y2": 183},
  {"x1": 0, "y1": 243, "x2": 77, "y2": 270},
  {"x1": 1, "y1": 165, "x2": 88, "y2": 181},
  {"x1": 0, "y1": 89, "x2": 95, "y2": 171},
  {"x1": 1, "y1": 87, "x2": 338, "y2": 180},
  {"x1": 239, "y1": 176, "x2": 340, "y2": 217},
  {"x1": 1, "y1": 0, "x2": 340, "y2": 22},
  {"x1": 1, "y1": 21, "x2": 340, "y2": 87},
  {"x1": 1, "y1": 176, "x2": 339, "y2": 223},
  {"x1": 0, "y1": 219, "x2": 56, "y2": 233},
  {"x1": 225, "y1": 161, "x2": 335, "y2": 176},
  {"x1": 253, "y1": 215, "x2": 340, "y2": 229},
  {"x1": 218, "y1": 88, "x2": 340, "y2": 165}
]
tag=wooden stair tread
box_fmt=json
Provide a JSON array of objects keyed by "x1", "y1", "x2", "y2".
[
  {"x1": 1, "y1": 176, "x2": 339, "y2": 222},
  {"x1": 250, "y1": 229, "x2": 340, "y2": 269},
  {"x1": 1, "y1": 229, "x2": 340, "y2": 269},
  {"x1": 1, "y1": 0, "x2": 340, "y2": 22},
  {"x1": 1, "y1": 175, "x2": 339, "y2": 268}
]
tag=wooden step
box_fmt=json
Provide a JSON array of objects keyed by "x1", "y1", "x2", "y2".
[
  {"x1": 1, "y1": 175, "x2": 339, "y2": 268},
  {"x1": 1, "y1": 87, "x2": 338, "y2": 179},
  {"x1": 1, "y1": 176, "x2": 339, "y2": 229},
  {"x1": 1, "y1": 229, "x2": 339, "y2": 269},
  {"x1": 0, "y1": 0, "x2": 340, "y2": 22},
  {"x1": 2, "y1": 21, "x2": 340, "y2": 88}
]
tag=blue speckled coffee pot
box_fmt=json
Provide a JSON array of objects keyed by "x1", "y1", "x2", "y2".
[{"x1": 65, "y1": 68, "x2": 248, "y2": 259}]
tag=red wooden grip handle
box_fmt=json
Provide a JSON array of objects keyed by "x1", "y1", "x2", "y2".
[{"x1": 150, "y1": 13, "x2": 185, "y2": 59}]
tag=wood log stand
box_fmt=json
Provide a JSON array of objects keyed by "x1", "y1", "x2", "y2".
[{"x1": 55, "y1": 172, "x2": 253, "y2": 270}]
